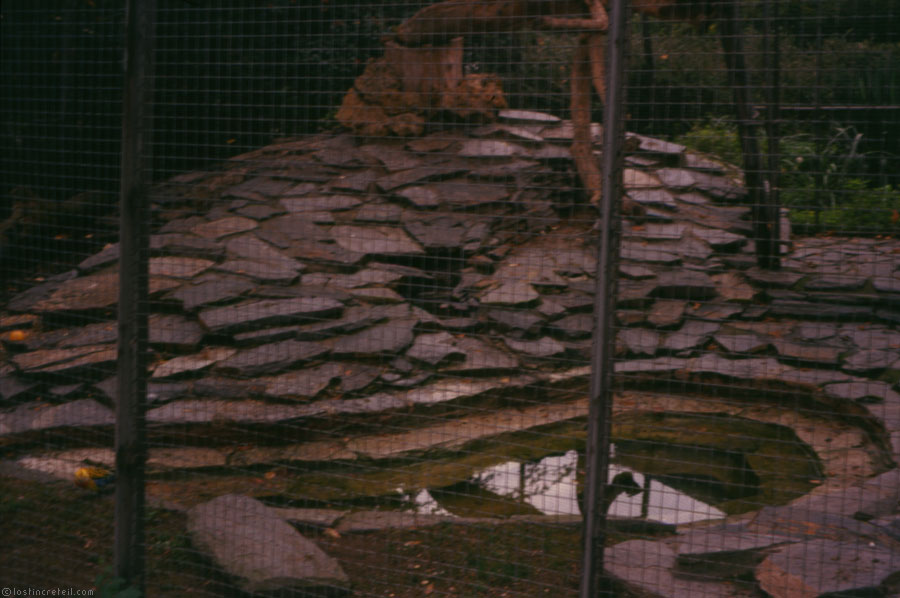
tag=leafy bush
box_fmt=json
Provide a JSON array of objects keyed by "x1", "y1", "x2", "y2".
[{"x1": 674, "y1": 120, "x2": 900, "y2": 235}]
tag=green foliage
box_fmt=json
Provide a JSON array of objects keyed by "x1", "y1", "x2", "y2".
[
  {"x1": 673, "y1": 118, "x2": 743, "y2": 166},
  {"x1": 675, "y1": 120, "x2": 900, "y2": 234},
  {"x1": 788, "y1": 181, "x2": 900, "y2": 234}
]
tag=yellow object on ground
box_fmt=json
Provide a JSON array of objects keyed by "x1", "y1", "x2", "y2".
[{"x1": 74, "y1": 466, "x2": 115, "y2": 491}]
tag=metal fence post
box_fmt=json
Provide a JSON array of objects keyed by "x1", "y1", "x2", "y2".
[
  {"x1": 580, "y1": 0, "x2": 628, "y2": 595},
  {"x1": 116, "y1": 0, "x2": 155, "y2": 592}
]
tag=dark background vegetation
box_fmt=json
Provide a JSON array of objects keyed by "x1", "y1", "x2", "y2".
[{"x1": 1, "y1": 0, "x2": 898, "y2": 259}]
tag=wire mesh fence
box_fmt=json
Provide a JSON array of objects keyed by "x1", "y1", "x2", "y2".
[{"x1": 1, "y1": 1, "x2": 899, "y2": 597}]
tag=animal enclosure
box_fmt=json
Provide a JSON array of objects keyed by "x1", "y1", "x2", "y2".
[{"x1": 1, "y1": 1, "x2": 899, "y2": 597}]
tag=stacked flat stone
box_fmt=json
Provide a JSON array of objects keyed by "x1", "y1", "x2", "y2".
[{"x1": 1, "y1": 110, "x2": 898, "y2": 597}]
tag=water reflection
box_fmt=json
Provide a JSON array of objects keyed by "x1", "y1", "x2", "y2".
[{"x1": 409, "y1": 448, "x2": 727, "y2": 524}]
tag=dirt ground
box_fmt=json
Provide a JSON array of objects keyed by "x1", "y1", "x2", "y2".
[{"x1": 0, "y1": 475, "x2": 670, "y2": 597}]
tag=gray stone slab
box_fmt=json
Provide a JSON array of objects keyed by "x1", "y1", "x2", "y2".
[
  {"x1": 842, "y1": 349, "x2": 900, "y2": 374},
  {"x1": 217, "y1": 340, "x2": 329, "y2": 377},
  {"x1": 403, "y1": 216, "x2": 467, "y2": 250},
  {"x1": 458, "y1": 139, "x2": 527, "y2": 158},
  {"x1": 620, "y1": 242, "x2": 681, "y2": 264},
  {"x1": 683, "y1": 152, "x2": 726, "y2": 173},
  {"x1": 187, "y1": 494, "x2": 348, "y2": 596},
  {"x1": 191, "y1": 216, "x2": 258, "y2": 239},
  {"x1": 12, "y1": 344, "x2": 117, "y2": 376},
  {"x1": 661, "y1": 321, "x2": 721, "y2": 351},
  {"x1": 676, "y1": 526, "x2": 798, "y2": 577},
  {"x1": 331, "y1": 225, "x2": 424, "y2": 256},
  {"x1": 24, "y1": 273, "x2": 181, "y2": 313},
  {"x1": 338, "y1": 363, "x2": 382, "y2": 393},
  {"x1": 714, "y1": 333, "x2": 769, "y2": 354},
  {"x1": 686, "y1": 354, "x2": 786, "y2": 381},
  {"x1": 499, "y1": 109, "x2": 561, "y2": 123},
  {"x1": 396, "y1": 185, "x2": 441, "y2": 208},
  {"x1": 503, "y1": 336, "x2": 566, "y2": 358},
  {"x1": 690, "y1": 171, "x2": 746, "y2": 201},
  {"x1": 479, "y1": 280, "x2": 539, "y2": 306},
  {"x1": 0, "y1": 399, "x2": 114, "y2": 438},
  {"x1": 149, "y1": 314, "x2": 204, "y2": 350},
  {"x1": 617, "y1": 280, "x2": 657, "y2": 307},
  {"x1": 331, "y1": 319, "x2": 416, "y2": 356},
  {"x1": 771, "y1": 339, "x2": 843, "y2": 366},
  {"x1": 78, "y1": 244, "x2": 121, "y2": 272},
  {"x1": 225, "y1": 235, "x2": 303, "y2": 272},
  {"x1": 0, "y1": 376, "x2": 36, "y2": 401},
  {"x1": 620, "y1": 264, "x2": 656, "y2": 279},
  {"x1": 627, "y1": 222, "x2": 686, "y2": 241},
  {"x1": 149, "y1": 257, "x2": 214, "y2": 279},
  {"x1": 804, "y1": 275, "x2": 868, "y2": 291},
  {"x1": 428, "y1": 180, "x2": 510, "y2": 209},
  {"x1": 606, "y1": 539, "x2": 737, "y2": 598},
  {"x1": 654, "y1": 168, "x2": 697, "y2": 189},
  {"x1": 405, "y1": 332, "x2": 465, "y2": 365},
  {"x1": 42, "y1": 321, "x2": 118, "y2": 349},
  {"x1": 152, "y1": 233, "x2": 226, "y2": 261},
  {"x1": 618, "y1": 328, "x2": 660, "y2": 356},
  {"x1": 627, "y1": 188, "x2": 678, "y2": 210},
  {"x1": 757, "y1": 539, "x2": 900, "y2": 598},
  {"x1": 744, "y1": 267, "x2": 805, "y2": 288},
  {"x1": 824, "y1": 380, "x2": 900, "y2": 403},
  {"x1": 330, "y1": 170, "x2": 377, "y2": 192},
  {"x1": 528, "y1": 144, "x2": 572, "y2": 161},
  {"x1": 262, "y1": 362, "x2": 345, "y2": 399},
  {"x1": 769, "y1": 300, "x2": 873, "y2": 320},
  {"x1": 281, "y1": 194, "x2": 362, "y2": 213},
  {"x1": 548, "y1": 313, "x2": 594, "y2": 340},
  {"x1": 647, "y1": 299, "x2": 687, "y2": 328},
  {"x1": 354, "y1": 201, "x2": 404, "y2": 223},
  {"x1": 167, "y1": 275, "x2": 255, "y2": 310},
  {"x1": 360, "y1": 146, "x2": 424, "y2": 172},
  {"x1": 838, "y1": 325, "x2": 900, "y2": 351},
  {"x1": 689, "y1": 226, "x2": 747, "y2": 250},
  {"x1": 376, "y1": 165, "x2": 468, "y2": 192},
  {"x1": 469, "y1": 159, "x2": 540, "y2": 179},
  {"x1": 152, "y1": 347, "x2": 237, "y2": 378},
  {"x1": 216, "y1": 260, "x2": 300, "y2": 284},
  {"x1": 225, "y1": 176, "x2": 295, "y2": 199},
  {"x1": 234, "y1": 204, "x2": 285, "y2": 221},
  {"x1": 441, "y1": 337, "x2": 518, "y2": 373},
  {"x1": 199, "y1": 297, "x2": 344, "y2": 333},
  {"x1": 486, "y1": 309, "x2": 544, "y2": 333}
]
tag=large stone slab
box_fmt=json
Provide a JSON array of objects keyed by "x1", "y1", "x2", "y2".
[
  {"x1": 756, "y1": 539, "x2": 900, "y2": 598},
  {"x1": 217, "y1": 340, "x2": 329, "y2": 377},
  {"x1": 224, "y1": 235, "x2": 304, "y2": 273},
  {"x1": 149, "y1": 257, "x2": 214, "y2": 279},
  {"x1": 149, "y1": 314, "x2": 205, "y2": 350},
  {"x1": 331, "y1": 318, "x2": 416, "y2": 356},
  {"x1": 215, "y1": 259, "x2": 300, "y2": 284},
  {"x1": 331, "y1": 225, "x2": 424, "y2": 256},
  {"x1": 199, "y1": 297, "x2": 344, "y2": 333},
  {"x1": 12, "y1": 344, "x2": 117, "y2": 376},
  {"x1": 405, "y1": 332, "x2": 466, "y2": 365},
  {"x1": 167, "y1": 274, "x2": 255, "y2": 310},
  {"x1": 187, "y1": 494, "x2": 348, "y2": 596},
  {"x1": 152, "y1": 347, "x2": 237, "y2": 378},
  {"x1": 191, "y1": 216, "x2": 258, "y2": 239},
  {"x1": 0, "y1": 399, "x2": 114, "y2": 438},
  {"x1": 262, "y1": 362, "x2": 345, "y2": 399},
  {"x1": 21, "y1": 272, "x2": 180, "y2": 313},
  {"x1": 606, "y1": 539, "x2": 738, "y2": 598}
]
